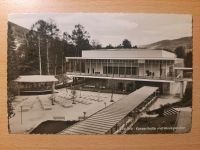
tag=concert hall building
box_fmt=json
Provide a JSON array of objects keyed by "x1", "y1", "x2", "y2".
[{"x1": 65, "y1": 49, "x2": 187, "y2": 97}]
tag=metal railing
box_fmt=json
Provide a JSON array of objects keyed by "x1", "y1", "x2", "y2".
[{"x1": 66, "y1": 72, "x2": 178, "y2": 81}]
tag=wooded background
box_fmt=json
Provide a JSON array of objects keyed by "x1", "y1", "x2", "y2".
[{"x1": 0, "y1": 0, "x2": 200, "y2": 149}]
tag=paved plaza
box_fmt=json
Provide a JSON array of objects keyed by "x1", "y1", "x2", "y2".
[{"x1": 9, "y1": 88, "x2": 125, "y2": 133}]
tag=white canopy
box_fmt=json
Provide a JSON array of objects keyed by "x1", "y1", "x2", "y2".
[{"x1": 14, "y1": 75, "x2": 58, "y2": 83}]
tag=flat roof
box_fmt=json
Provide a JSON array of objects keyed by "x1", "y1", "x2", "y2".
[
  {"x1": 60, "y1": 86, "x2": 158, "y2": 135},
  {"x1": 84, "y1": 49, "x2": 176, "y2": 58},
  {"x1": 66, "y1": 49, "x2": 176, "y2": 60},
  {"x1": 14, "y1": 75, "x2": 58, "y2": 82},
  {"x1": 66, "y1": 57, "x2": 176, "y2": 60}
]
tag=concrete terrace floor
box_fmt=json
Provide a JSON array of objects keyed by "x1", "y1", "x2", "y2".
[
  {"x1": 9, "y1": 88, "x2": 125, "y2": 133},
  {"x1": 148, "y1": 95, "x2": 182, "y2": 111}
]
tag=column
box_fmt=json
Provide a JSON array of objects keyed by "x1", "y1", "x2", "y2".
[
  {"x1": 101, "y1": 59, "x2": 102, "y2": 75},
  {"x1": 124, "y1": 60, "x2": 126, "y2": 77},
  {"x1": 74, "y1": 60, "x2": 76, "y2": 74},
  {"x1": 159, "y1": 61, "x2": 161, "y2": 79},
  {"x1": 112, "y1": 59, "x2": 114, "y2": 77},
  {"x1": 151, "y1": 60, "x2": 153, "y2": 78},
  {"x1": 90, "y1": 59, "x2": 92, "y2": 75},
  {"x1": 107, "y1": 59, "x2": 108, "y2": 76},
  {"x1": 52, "y1": 82, "x2": 55, "y2": 93},
  {"x1": 137, "y1": 60, "x2": 139, "y2": 77},
  {"x1": 144, "y1": 60, "x2": 145, "y2": 77},
  {"x1": 118, "y1": 60, "x2": 120, "y2": 77},
  {"x1": 65, "y1": 60, "x2": 66, "y2": 73},
  {"x1": 131, "y1": 60, "x2": 133, "y2": 76},
  {"x1": 96, "y1": 59, "x2": 97, "y2": 75},
  {"x1": 18, "y1": 83, "x2": 20, "y2": 96},
  {"x1": 80, "y1": 59, "x2": 81, "y2": 75},
  {"x1": 180, "y1": 81, "x2": 184, "y2": 99},
  {"x1": 69, "y1": 61, "x2": 71, "y2": 72},
  {"x1": 165, "y1": 60, "x2": 167, "y2": 79}
]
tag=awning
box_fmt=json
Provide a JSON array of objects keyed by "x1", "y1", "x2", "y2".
[
  {"x1": 14, "y1": 75, "x2": 58, "y2": 83},
  {"x1": 60, "y1": 86, "x2": 158, "y2": 135}
]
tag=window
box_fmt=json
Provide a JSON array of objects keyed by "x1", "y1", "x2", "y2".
[
  {"x1": 108, "y1": 66, "x2": 112, "y2": 74},
  {"x1": 114, "y1": 67, "x2": 118, "y2": 74},
  {"x1": 126, "y1": 67, "x2": 131, "y2": 75},
  {"x1": 119, "y1": 67, "x2": 125, "y2": 74},
  {"x1": 103, "y1": 66, "x2": 107, "y2": 74}
]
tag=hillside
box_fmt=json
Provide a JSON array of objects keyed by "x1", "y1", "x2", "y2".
[
  {"x1": 140, "y1": 37, "x2": 192, "y2": 52},
  {"x1": 8, "y1": 21, "x2": 30, "y2": 49}
]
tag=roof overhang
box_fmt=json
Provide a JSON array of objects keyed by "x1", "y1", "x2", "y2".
[
  {"x1": 65, "y1": 57, "x2": 176, "y2": 61},
  {"x1": 69, "y1": 74, "x2": 175, "y2": 83}
]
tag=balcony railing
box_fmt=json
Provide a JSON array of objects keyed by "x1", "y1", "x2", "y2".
[{"x1": 66, "y1": 72, "x2": 178, "y2": 81}]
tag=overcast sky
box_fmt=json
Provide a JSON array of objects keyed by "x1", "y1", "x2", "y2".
[{"x1": 8, "y1": 13, "x2": 192, "y2": 46}]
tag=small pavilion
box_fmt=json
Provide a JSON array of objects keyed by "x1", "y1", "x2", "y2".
[{"x1": 14, "y1": 75, "x2": 58, "y2": 95}]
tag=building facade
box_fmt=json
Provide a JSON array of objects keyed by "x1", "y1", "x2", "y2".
[{"x1": 65, "y1": 49, "x2": 185, "y2": 95}]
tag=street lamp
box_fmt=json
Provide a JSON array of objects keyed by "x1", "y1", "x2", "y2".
[
  {"x1": 79, "y1": 87, "x2": 82, "y2": 98},
  {"x1": 110, "y1": 89, "x2": 114, "y2": 102},
  {"x1": 83, "y1": 112, "x2": 86, "y2": 120},
  {"x1": 98, "y1": 91, "x2": 100, "y2": 101},
  {"x1": 104, "y1": 102, "x2": 107, "y2": 108}
]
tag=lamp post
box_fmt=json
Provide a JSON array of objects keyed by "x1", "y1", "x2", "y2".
[
  {"x1": 79, "y1": 87, "x2": 82, "y2": 98},
  {"x1": 98, "y1": 90, "x2": 100, "y2": 101},
  {"x1": 104, "y1": 102, "x2": 107, "y2": 108},
  {"x1": 110, "y1": 89, "x2": 114, "y2": 102},
  {"x1": 72, "y1": 88, "x2": 76, "y2": 104},
  {"x1": 83, "y1": 112, "x2": 86, "y2": 120}
]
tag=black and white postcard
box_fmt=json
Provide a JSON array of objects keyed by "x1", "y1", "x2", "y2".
[{"x1": 7, "y1": 13, "x2": 192, "y2": 134}]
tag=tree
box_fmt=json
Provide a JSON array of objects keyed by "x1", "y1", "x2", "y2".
[
  {"x1": 175, "y1": 46, "x2": 186, "y2": 58},
  {"x1": 105, "y1": 44, "x2": 114, "y2": 49},
  {"x1": 7, "y1": 23, "x2": 17, "y2": 125},
  {"x1": 8, "y1": 23, "x2": 18, "y2": 82},
  {"x1": 133, "y1": 45, "x2": 138, "y2": 48},
  {"x1": 19, "y1": 19, "x2": 60, "y2": 75},
  {"x1": 116, "y1": 44, "x2": 123, "y2": 49},
  {"x1": 91, "y1": 40, "x2": 102, "y2": 49},
  {"x1": 71, "y1": 24, "x2": 92, "y2": 56},
  {"x1": 31, "y1": 19, "x2": 60, "y2": 75},
  {"x1": 122, "y1": 39, "x2": 132, "y2": 48}
]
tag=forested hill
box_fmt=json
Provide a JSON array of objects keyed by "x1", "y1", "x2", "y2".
[{"x1": 140, "y1": 36, "x2": 192, "y2": 52}]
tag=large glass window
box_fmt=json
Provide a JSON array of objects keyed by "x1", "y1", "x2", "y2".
[{"x1": 103, "y1": 66, "x2": 107, "y2": 74}]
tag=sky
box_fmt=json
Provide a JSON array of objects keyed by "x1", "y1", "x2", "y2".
[{"x1": 8, "y1": 13, "x2": 192, "y2": 46}]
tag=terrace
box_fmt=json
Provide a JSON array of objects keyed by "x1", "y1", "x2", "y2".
[{"x1": 66, "y1": 72, "x2": 176, "y2": 83}]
